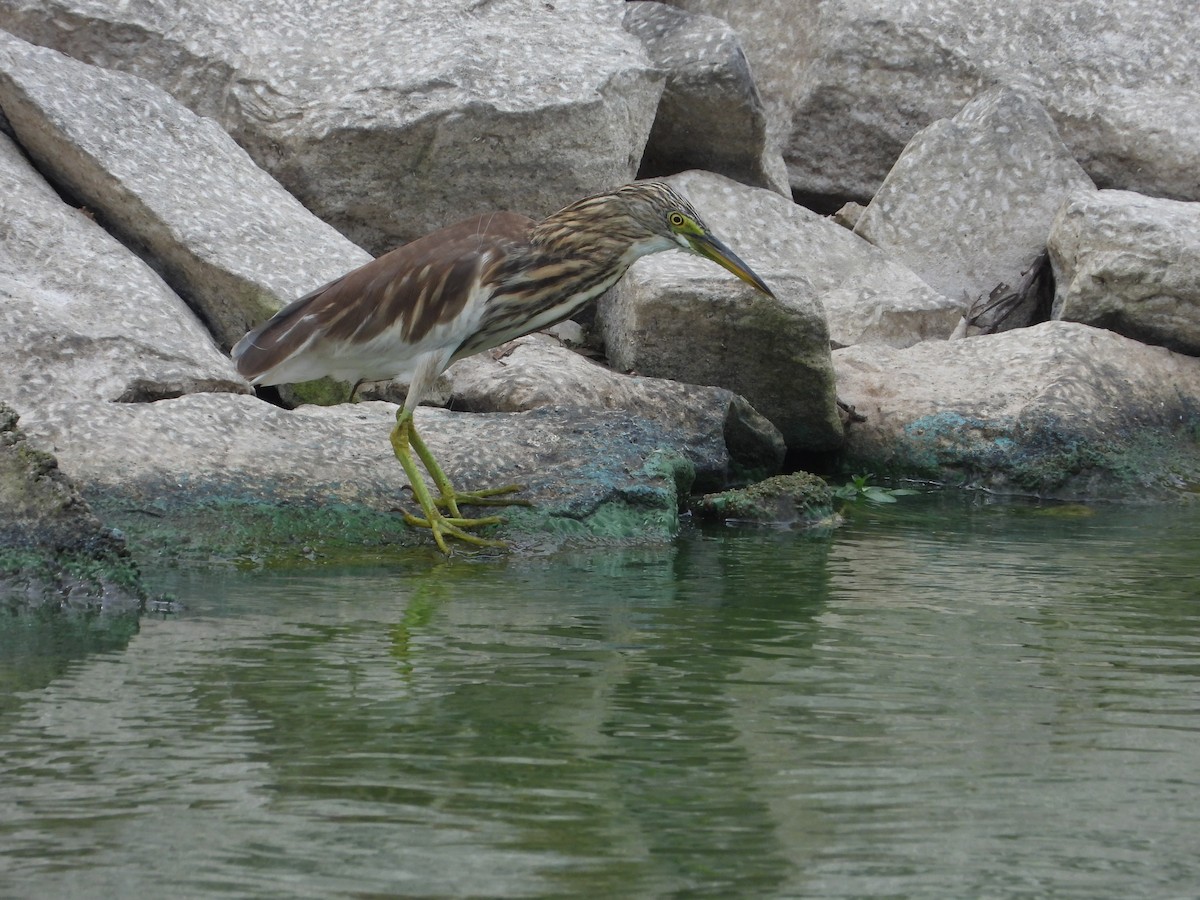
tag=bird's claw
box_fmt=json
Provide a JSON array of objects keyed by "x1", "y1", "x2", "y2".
[
  {"x1": 432, "y1": 484, "x2": 532, "y2": 509},
  {"x1": 402, "y1": 510, "x2": 508, "y2": 554},
  {"x1": 391, "y1": 413, "x2": 526, "y2": 554}
]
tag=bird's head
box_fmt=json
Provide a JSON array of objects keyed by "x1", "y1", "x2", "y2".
[{"x1": 541, "y1": 181, "x2": 776, "y2": 298}]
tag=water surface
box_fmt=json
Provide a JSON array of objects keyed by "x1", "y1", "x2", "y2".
[{"x1": 2, "y1": 495, "x2": 1199, "y2": 898}]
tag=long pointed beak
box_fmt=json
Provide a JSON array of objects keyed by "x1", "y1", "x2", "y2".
[{"x1": 688, "y1": 233, "x2": 776, "y2": 298}]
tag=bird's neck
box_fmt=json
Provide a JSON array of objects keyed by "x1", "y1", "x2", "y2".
[
  {"x1": 502, "y1": 217, "x2": 662, "y2": 308},
  {"x1": 460, "y1": 220, "x2": 667, "y2": 359}
]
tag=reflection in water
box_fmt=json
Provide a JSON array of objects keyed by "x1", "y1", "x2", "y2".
[
  {"x1": 0, "y1": 610, "x2": 138, "y2": 713},
  {"x1": 1, "y1": 496, "x2": 1199, "y2": 898}
]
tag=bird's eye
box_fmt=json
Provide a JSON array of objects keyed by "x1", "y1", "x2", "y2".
[{"x1": 668, "y1": 212, "x2": 686, "y2": 228}]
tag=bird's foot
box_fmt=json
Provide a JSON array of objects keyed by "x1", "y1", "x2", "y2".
[
  {"x1": 404, "y1": 484, "x2": 529, "y2": 554},
  {"x1": 402, "y1": 510, "x2": 508, "y2": 554},
  {"x1": 391, "y1": 412, "x2": 528, "y2": 554},
  {"x1": 434, "y1": 483, "x2": 532, "y2": 509}
]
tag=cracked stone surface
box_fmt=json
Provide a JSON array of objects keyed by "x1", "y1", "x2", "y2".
[
  {"x1": 0, "y1": 31, "x2": 373, "y2": 351},
  {"x1": 0, "y1": 0, "x2": 665, "y2": 254},
  {"x1": 667, "y1": 0, "x2": 1200, "y2": 206},
  {"x1": 624, "y1": 1, "x2": 788, "y2": 194},
  {"x1": 0, "y1": 132, "x2": 246, "y2": 408},
  {"x1": 853, "y1": 88, "x2": 1095, "y2": 325},
  {"x1": 1049, "y1": 189, "x2": 1200, "y2": 357}
]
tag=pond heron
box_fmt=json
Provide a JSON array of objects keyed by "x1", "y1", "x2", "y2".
[{"x1": 233, "y1": 181, "x2": 774, "y2": 554}]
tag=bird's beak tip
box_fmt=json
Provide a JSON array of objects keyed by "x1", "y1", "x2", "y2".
[{"x1": 692, "y1": 233, "x2": 775, "y2": 299}]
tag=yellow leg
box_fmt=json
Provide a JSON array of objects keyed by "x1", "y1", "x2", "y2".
[
  {"x1": 407, "y1": 424, "x2": 529, "y2": 514},
  {"x1": 389, "y1": 409, "x2": 527, "y2": 554}
]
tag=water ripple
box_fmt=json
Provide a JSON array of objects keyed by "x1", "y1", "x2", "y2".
[{"x1": 2, "y1": 496, "x2": 1199, "y2": 897}]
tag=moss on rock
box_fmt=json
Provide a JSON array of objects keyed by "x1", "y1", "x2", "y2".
[
  {"x1": 692, "y1": 471, "x2": 837, "y2": 527},
  {"x1": 1, "y1": 402, "x2": 145, "y2": 613},
  {"x1": 92, "y1": 447, "x2": 698, "y2": 566}
]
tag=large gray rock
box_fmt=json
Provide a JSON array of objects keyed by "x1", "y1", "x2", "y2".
[
  {"x1": 656, "y1": 1, "x2": 808, "y2": 187},
  {"x1": 684, "y1": 0, "x2": 1200, "y2": 207},
  {"x1": 442, "y1": 333, "x2": 785, "y2": 489},
  {"x1": 854, "y1": 88, "x2": 1094, "y2": 332},
  {"x1": 833, "y1": 321, "x2": 1200, "y2": 498},
  {"x1": 673, "y1": 173, "x2": 961, "y2": 353},
  {"x1": 0, "y1": 31, "x2": 373, "y2": 352},
  {"x1": 0, "y1": 132, "x2": 245, "y2": 407},
  {"x1": 780, "y1": 2, "x2": 989, "y2": 206},
  {"x1": 18, "y1": 393, "x2": 724, "y2": 555},
  {"x1": 623, "y1": 2, "x2": 788, "y2": 195},
  {"x1": 597, "y1": 171, "x2": 957, "y2": 448},
  {"x1": 0, "y1": 2, "x2": 664, "y2": 254},
  {"x1": 0, "y1": 402, "x2": 143, "y2": 612},
  {"x1": 1049, "y1": 189, "x2": 1200, "y2": 357}
]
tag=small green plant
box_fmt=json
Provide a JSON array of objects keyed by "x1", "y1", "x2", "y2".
[{"x1": 833, "y1": 473, "x2": 919, "y2": 504}]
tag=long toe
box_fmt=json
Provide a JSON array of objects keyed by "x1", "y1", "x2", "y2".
[
  {"x1": 437, "y1": 484, "x2": 532, "y2": 509},
  {"x1": 404, "y1": 512, "x2": 506, "y2": 529},
  {"x1": 402, "y1": 510, "x2": 509, "y2": 553}
]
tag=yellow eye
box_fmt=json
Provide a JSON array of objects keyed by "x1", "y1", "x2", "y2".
[{"x1": 668, "y1": 212, "x2": 686, "y2": 228}]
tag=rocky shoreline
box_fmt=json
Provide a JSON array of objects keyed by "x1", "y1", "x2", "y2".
[{"x1": 1, "y1": 1, "x2": 1198, "y2": 609}]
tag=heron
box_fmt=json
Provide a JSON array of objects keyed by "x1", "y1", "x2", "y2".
[{"x1": 233, "y1": 181, "x2": 774, "y2": 554}]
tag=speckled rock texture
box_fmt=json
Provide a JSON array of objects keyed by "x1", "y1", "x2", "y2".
[
  {"x1": 19, "y1": 393, "x2": 710, "y2": 556},
  {"x1": 1049, "y1": 190, "x2": 1200, "y2": 357},
  {"x1": 443, "y1": 333, "x2": 786, "y2": 489},
  {"x1": 0, "y1": 133, "x2": 245, "y2": 407},
  {"x1": 0, "y1": 0, "x2": 664, "y2": 254},
  {"x1": 0, "y1": 32, "x2": 373, "y2": 351},
  {"x1": 655, "y1": 1, "x2": 807, "y2": 187},
  {"x1": 853, "y1": 88, "x2": 1094, "y2": 330},
  {"x1": 667, "y1": 0, "x2": 1200, "y2": 206},
  {"x1": 672, "y1": 172, "x2": 962, "y2": 352},
  {"x1": 598, "y1": 171, "x2": 958, "y2": 448},
  {"x1": 623, "y1": 2, "x2": 788, "y2": 195},
  {"x1": 833, "y1": 321, "x2": 1200, "y2": 498},
  {"x1": 0, "y1": 402, "x2": 143, "y2": 613}
]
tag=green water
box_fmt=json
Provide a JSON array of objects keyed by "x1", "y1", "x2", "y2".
[{"x1": 2, "y1": 495, "x2": 1199, "y2": 899}]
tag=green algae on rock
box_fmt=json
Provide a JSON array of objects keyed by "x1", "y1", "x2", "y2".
[
  {"x1": 692, "y1": 471, "x2": 837, "y2": 528},
  {"x1": 0, "y1": 403, "x2": 144, "y2": 613}
]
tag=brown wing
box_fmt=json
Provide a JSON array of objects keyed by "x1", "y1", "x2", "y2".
[{"x1": 232, "y1": 211, "x2": 535, "y2": 383}]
